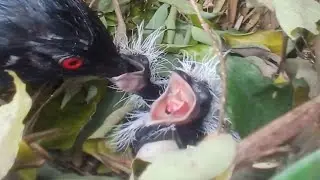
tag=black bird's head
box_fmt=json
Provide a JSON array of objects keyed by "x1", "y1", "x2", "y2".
[{"x1": 0, "y1": 0, "x2": 141, "y2": 88}]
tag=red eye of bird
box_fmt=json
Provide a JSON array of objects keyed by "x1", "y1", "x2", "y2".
[{"x1": 60, "y1": 57, "x2": 84, "y2": 70}]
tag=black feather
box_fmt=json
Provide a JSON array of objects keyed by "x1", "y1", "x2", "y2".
[{"x1": 0, "y1": 0, "x2": 136, "y2": 89}]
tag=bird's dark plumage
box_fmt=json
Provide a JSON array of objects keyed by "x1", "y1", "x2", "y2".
[{"x1": 0, "y1": 0, "x2": 138, "y2": 89}]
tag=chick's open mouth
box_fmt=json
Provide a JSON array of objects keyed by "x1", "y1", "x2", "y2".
[{"x1": 149, "y1": 71, "x2": 197, "y2": 125}]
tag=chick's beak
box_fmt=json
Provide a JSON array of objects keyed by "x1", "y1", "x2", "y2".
[{"x1": 109, "y1": 54, "x2": 149, "y2": 93}]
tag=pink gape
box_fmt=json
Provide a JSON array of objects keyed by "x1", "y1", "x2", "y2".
[{"x1": 150, "y1": 72, "x2": 199, "y2": 126}]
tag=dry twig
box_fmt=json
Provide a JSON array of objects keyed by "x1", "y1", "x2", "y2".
[
  {"x1": 228, "y1": 0, "x2": 239, "y2": 28},
  {"x1": 89, "y1": 0, "x2": 97, "y2": 8},
  {"x1": 112, "y1": 0, "x2": 128, "y2": 44},
  {"x1": 23, "y1": 128, "x2": 62, "y2": 143},
  {"x1": 189, "y1": 0, "x2": 227, "y2": 133}
]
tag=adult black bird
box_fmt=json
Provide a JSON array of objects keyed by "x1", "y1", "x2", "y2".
[{"x1": 0, "y1": 0, "x2": 141, "y2": 91}]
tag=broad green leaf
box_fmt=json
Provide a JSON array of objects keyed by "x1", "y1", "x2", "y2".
[
  {"x1": 14, "y1": 140, "x2": 39, "y2": 166},
  {"x1": 0, "y1": 71, "x2": 32, "y2": 179},
  {"x1": 32, "y1": 80, "x2": 107, "y2": 150},
  {"x1": 132, "y1": 158, "x2": 151, "y2": 178},
  {"x1": 144, "y1": 3, "x2": 170, "y2": 44},
  {"x1": 272, "y1": 0, "x2": 320, "y2": 40},
  {"x1": 165, "y1": 6, "x2": 178, "y2": 44},
  {"x1": 82, "y1": 138, "x2": 112, "y2": 156},
  {"x1": 97, "y1": 164, "x2": 113, "y2": 174},
  {"x1": 139, "y1": 134, "x2": 236, "y2": 180},
  {"x1": 173, "y1": 31, "x2": 185, "y2": 45},
  {"x1": 12, "y1": 141, "x2": 38, "y2": 180},
  {"x1": 179, "y1": 44, "x2": 215, "y2": 60},
  {"x1": 82, "y1": 138, "x2": 125, "y2": 161},
  {"x1": 226, "y1": 55, "x2": 293, "y2": 137},
  {"x1": 98, "y1": 0, "x2": 131, "y2": 13},
  {"x1": 183, "y1": 25, "x2": 192, "y2": 45},
  {"x1": 271, "y1": 150, "x2": 320, "y2": 180},
  {"x1": 89, "y1": 103, "x2": 133, "y2": 139},
  {"x1": 127, "y1": 0, "x2": 156, "y2": 28},
  {"x1": 158, "y1": 0, "x2": 196, "y2": 14},
  {"x1": 85, "y1": 85, "x2": 98, "y2": 104},
  {"x1": 100, "y1": 16, "x2": 109, "y2": 29},
  {"x1": 189, "y1": 14, "x2": 216, "y2": 28},
  {"x1": 16, "y1": 169, "x2": 37, "y2": 180},
  {"x1": 70, "y1": 90, "x2": 127, "y2": 158},
  {"x1": 161, "y1": 44, "x2": 193, "y2": 54},
  {"x1": 86, "y1": 90, "x2": 127, "y2": 139},
  {"x1": 222, "y1": 30, "x2": 283, "y2": 55},
  {"x1": 60, "y1": 84, "x2": 82, "y2": 109},
  {"x1": 191, "y1": 26, "x2": 223, "y2": 46},
  {"x1": 158, "y1": 0, "x2": 220, "y2": 19}
]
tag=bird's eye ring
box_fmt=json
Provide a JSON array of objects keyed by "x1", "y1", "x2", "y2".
[{"x1": 59, "y1": 57, "x2": 83, "y2": 70}]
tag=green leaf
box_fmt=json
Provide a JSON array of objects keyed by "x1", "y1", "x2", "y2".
[
  {"x1": 183, "y1": 25, "x2": 192, "y2": 45},
  {"x1": 12, "y1": 141, "x2": 38, "y2": 180},
  {"x1": 99, "y1": 16, "x2": 109, "y2": 29},
  {"x1": 82, "y1": 138, "x2": 126, "y2": 167},
  {"x1": 33, "y1": 80, "x2": 107, "y2": 150},
  {"x1": 85, "y1": 85, "x2": 98, "y2": 104},
  {"x1": 144, "y1": 3, "x2": 170, "y2": 44},
  {"x1": 179, "y1": 44, "x2": 215, "y2": 60},
  {"x1": 0, "y1": 71, "x2": 32, "y2": 179},
  {"x1": 158, "y1": 0, "x2": 195, "y2": 14},
  {"x1": 165, "y1": 6, "x2": 178, "y2": 44},
  {"x1": 191, "y1": 26, "x2": 217, "y2": 45},
  {"x1": 98, "y1": 0, "x2": 131, "y2": 13},
  {"x1": 89, "y1": 103, "x2": 133, "y2": 139},
  {"x1": 70, "y1": 90, "x2": 127, "y2": 156},
  {"x1": 272, "y1": 0, "x2": 320, "y2": 40},
  {"x1": 189, "y1": 14, "x2": 215, "y2": 28},
  {"x1": 226, "y1": 55, "x2": 293, "y2": 137},
  {"x1": 132, "y1": 158, "x2": 151, "y2": 178},
  {"x1": 271, "y1": 150, "x2": 320, "y2": 180},
  {"x1": 15, "y1": 140, "x2": 39, "y2": 166},
  {"x1": 161, "y1": 44, "x2": 193, "y2": 54},
  {"x1": 158, "y1": 0, "x2": 220, "y2": 19},
  {"x1": 222, "y1": 30, "x2": 283, "y2": 55},
  {"x1": 139, "y1": 134, "x2": 236, "y2": 180},
  {"x1": 60, "y1": 84, "x2": 82, "y2": 109}
]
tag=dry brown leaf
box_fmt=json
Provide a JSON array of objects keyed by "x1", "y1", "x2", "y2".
[
  {"x1": 259, "y1": 10, "x2": 279, "y2": 30},
  {"x1": 213, "y1": 0, "x2": 227, "y2": 12},
  {"x1": 234, "y1": 15, "x2": 244, "y2": 30},
  {"x1": 243, "y1": 10, "x2": 262, "y2": 31}
]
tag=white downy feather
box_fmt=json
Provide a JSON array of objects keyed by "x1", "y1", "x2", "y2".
[
  {"x1": 109, "y1": 111, "x2": 176, "y2": 151},
  {"x1": 112, "y1": 22, "x2": 170, "y2": 109}
]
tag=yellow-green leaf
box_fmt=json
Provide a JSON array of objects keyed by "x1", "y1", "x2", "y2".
[
  {"x1": 139, "y1": 134, "x2": 237, "y2": 180},
  {"x1": 0, "y1": 71, "x2": 32, "y2": 179},
  {"x1": 222, "y1": 30, "x2": 283, "y2": 55}
]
